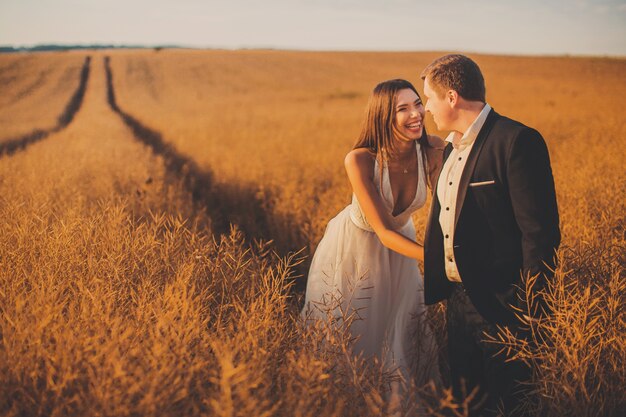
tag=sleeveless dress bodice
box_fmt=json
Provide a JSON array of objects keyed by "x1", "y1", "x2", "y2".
[{"x1": 349, "y1": 141, "x2": 427, "y2": 232}]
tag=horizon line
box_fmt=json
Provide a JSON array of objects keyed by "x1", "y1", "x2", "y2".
[{"x1": 1, "y1": 43, "x2": 625, "y2": 59}]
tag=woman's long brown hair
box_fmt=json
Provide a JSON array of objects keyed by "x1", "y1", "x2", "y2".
[{"x1": 353, "y1": 79, "x2": 432, "y2": 189}]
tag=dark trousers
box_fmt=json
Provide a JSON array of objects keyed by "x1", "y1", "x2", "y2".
[{"x1": 447, "y1": 283, "x2": 532, "y2": 417}]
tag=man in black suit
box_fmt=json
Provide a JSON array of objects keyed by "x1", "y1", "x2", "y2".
[{"x1": 420, "y1": 54, "x2": 560, "y2": 416}]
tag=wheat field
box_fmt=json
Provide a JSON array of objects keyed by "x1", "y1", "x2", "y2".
[
  {"x1": 0, "y1": 49, "x2": 624, "y2": 416},
  {"x1": 0, "y1": 53, "x2": 85, "y2": 143}
]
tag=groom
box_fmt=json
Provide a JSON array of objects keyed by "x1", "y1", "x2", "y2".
[{"x1": 420, "y1": 55, "x2": 560, "y2": 416}]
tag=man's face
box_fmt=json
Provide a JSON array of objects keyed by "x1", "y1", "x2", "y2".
[{"x1": 423, "y1": 77, "x2": 454, "y2": 132}]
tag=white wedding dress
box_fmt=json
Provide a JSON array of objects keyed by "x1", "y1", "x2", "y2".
[{"x1": 302, "y1": 141, "x2": 440, "y2": 386}]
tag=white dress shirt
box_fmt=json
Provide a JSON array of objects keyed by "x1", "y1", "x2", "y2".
[{"x1": 437, "y1": 104, "x2": 492, "y2": 282}]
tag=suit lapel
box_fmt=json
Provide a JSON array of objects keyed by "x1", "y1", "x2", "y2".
[
  {"x1": 433, "y1": 143, "x2": 453, "y2": 209},
  {"x1": 424, "y1": 142, "x2": 453, "y2": 248},
  {"x1": 443, "y1": 142, "x2": 454, "y2": 162},
  {"x1": 454, "y1": 109, "x2": 499, "y2": 228},
  {"x1": 438, "y1": 142, "x2": 454, "y2": 187}
]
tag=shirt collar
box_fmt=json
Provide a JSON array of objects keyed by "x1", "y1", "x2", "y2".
[{"x1": 445, "y1": 103, "x2": 492, "y2": 151}]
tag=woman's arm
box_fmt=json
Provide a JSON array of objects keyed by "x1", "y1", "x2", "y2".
[{"x1": 344, "y1": 149, "x2": 424, "y2": 262}]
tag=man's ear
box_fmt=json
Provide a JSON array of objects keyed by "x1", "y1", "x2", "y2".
[{"x1": 447, "y1": 90, "x2": 458, "y2": 108}]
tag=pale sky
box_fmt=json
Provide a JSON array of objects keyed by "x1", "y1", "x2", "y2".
[{"x1": 1, "y1": 0, "x2": 625, "y2": 55}]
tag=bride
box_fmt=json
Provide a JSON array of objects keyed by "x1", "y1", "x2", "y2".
[{"x1": 302, "y1": 79, "x2": 444, "y2": 385}]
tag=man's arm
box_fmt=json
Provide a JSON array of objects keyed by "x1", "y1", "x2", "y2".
[{"x1": 506, "y1": 128, "x2": 561, "y2": 278}]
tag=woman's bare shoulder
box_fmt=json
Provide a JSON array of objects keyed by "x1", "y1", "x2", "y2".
[{"x1": 345, "y1": 148, "x2": 376, "y2": 172}]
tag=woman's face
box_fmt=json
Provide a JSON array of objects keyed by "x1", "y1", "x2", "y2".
[{"x1": 394, "y1": 88, "x2": 425, "y2": 141}]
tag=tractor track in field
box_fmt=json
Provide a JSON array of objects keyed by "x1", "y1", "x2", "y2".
[
  {"x1": 0, "y1": 56, "x2": 92, "y2": 156},
  {"x1": 0, "y1": 55, "x2": 35, "y2": 86},
  {"x1": 10, "y1": 69, "x2": 52, "y2": 105},
  {"x1": 104, "y1": 56, "x2": 305, "y2": 269}
]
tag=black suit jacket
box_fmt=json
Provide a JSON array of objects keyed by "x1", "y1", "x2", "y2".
[{"x1": 423, "y1": 109, "x2": 560, "y2": 325}]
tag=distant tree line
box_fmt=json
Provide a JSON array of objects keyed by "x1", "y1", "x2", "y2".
[{"x1": 0, "y1": 44, "x2": 181, "y2": 53}]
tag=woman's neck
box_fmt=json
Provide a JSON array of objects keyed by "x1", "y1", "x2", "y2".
[{"x1": 391, "y1": 140, "x2": 415, "y2": 161}]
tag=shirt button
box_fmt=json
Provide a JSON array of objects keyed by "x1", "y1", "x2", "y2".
[
  {"x1": 448, "y1": 258, "x2": 453, "y2": 262},
  {"x1": 446, "y1": 207, "x2": 450, "y2": 211},
  {"x1": 445, "y1": 234, "x2": 449, "y2": 238},
  {"x1": 449, "y1": 182, "x2": 452, "y2": 185},
  {"x1": 458, "y1": 157, "x2": 462, "y2": 161}
]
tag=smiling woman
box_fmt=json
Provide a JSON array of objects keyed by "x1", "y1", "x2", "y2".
[
  {"x1": 394, "y1": 88, "x2": 425, "y2": 144},
  {"x1": 302, "y1": 79, "x2": 445, "y2": 389}
]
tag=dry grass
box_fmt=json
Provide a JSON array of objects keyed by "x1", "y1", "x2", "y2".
[
  {"x1": 0, "y1": 50, "x2": 624, "y2": 416},
  {"x1": 105, "y1": 50, "x2": 626, "y2": 255},
  {"x1": 0, "y1": 52, "x2": 85, "y2": 142},
  {"x1": 488, "y1": 254, "x2": 625, "y2": 417}
]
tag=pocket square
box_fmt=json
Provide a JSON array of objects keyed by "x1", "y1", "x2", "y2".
[{"x1": 469, "y1": 180, "x2": 496, "y2": 187}]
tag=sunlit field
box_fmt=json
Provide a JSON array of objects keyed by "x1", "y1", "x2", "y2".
[
  {"x1": 0, "y1": 53, "x2": 85, "y2": 142},
  {"x1": 105, "y1": 50, "x2": 625, "y2": 254},
  {"x1": 0, "y1": 49, "x2": 624, "y2": 416}
]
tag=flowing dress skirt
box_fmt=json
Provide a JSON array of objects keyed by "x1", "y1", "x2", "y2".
[{"x1": 302, "y1": 206, "x2": 439, "y2": 385}]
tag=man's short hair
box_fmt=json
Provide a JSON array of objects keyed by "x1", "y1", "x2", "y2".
[{"x1": 420, "y1": 54, "x2": 486, "y2": 102}]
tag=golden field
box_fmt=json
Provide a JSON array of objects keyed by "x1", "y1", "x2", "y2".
[
  {"x1": 0, "y1": 53, "x2": 84, "y2": 142},
  {"x1": 0, "y1": 50, "x2": 624, "y2": 416},
  {"x1": 105, "y1": 50, "x2": 625, "y2": 253}
]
